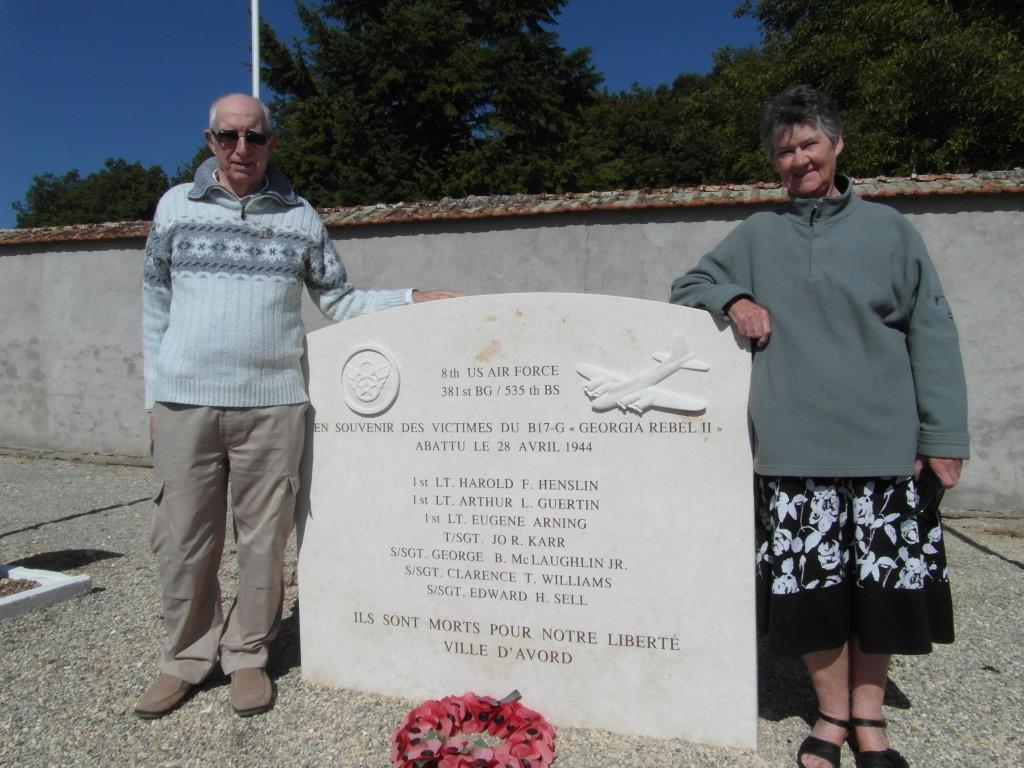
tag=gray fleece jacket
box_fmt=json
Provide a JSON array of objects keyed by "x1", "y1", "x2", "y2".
[{"x1": 670, "y1": 176, "x2": 969, "y2": 477}]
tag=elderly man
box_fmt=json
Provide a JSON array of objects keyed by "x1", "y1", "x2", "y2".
[{"x1": 136, "y1": 93, "x2": 457, "y2": 719}]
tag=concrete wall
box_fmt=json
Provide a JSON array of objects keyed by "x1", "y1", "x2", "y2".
[
  {"x1": 1, "y1": 240, "x2": 146, "y2": 456},
  {"x1": 1, "y1": 195, "x2": 1020, "y2": 512}
]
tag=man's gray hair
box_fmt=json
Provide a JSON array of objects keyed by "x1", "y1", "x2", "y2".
[
  {"x1": 759, "y1": 85, "x2": 843, "y2": 162},
  {"x1": 208, "y1": 96, "x2": 273, "y2": 134}
]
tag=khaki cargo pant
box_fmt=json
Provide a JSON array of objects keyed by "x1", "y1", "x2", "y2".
[{"x1": 150, "y1": 402, "x2": 307, "y2": 683}]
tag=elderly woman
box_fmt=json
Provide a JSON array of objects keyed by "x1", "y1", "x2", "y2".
[{"x1": 671, "y1": 86, "x2": 969, "y2": 768}]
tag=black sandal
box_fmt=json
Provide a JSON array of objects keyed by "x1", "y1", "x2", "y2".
[
  {"x1": 848, "y1": 717, "x2": 909, "y2": 768},
  {"x1": 797, "y1": 711, "x2": 850, "y2": 768}
]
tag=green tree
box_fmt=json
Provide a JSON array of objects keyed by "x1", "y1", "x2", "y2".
[
  {"x1": 666, "y1": 46, "x2": 783, "y2": 184},
  {"x1": 734, "y1": 0, "x2": 1024, "y2": 175},
  {"x1": 13, "y1": 159, "x2": 168, "y2": 228},
  {"x1": 571, "y1": 0, "x2": 1024, "y2": 189},
  {"x1": 565, "y1": 82, "x2": 690, "y2": 191},
  {"x1": 564, "y1": 45, "x2": 782, "y2": 190},
  {"x1": 260, "y1": 0, "x2": 602, "y2": 205}
]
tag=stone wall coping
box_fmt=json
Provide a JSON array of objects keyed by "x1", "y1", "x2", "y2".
[{"x1": 2, "y1": 170, "x2": 1022, "y2": 248}]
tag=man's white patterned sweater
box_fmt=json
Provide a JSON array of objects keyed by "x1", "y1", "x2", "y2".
[{"x1": 143, "y1": 158, "x2": 408, "y2": 410}]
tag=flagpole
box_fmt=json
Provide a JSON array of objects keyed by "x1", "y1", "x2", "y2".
[{"x1": 251, "y1": 0, "x2": 260, "y2": 98}]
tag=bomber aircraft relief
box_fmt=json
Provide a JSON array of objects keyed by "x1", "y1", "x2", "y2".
[{"x1": 576, "y1": 335, "x2": 709, "y2": 415}]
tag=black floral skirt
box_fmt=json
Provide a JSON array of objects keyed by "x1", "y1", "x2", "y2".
[{"x1": 755, "y1": 475, "x2": 954, "y2": 658}]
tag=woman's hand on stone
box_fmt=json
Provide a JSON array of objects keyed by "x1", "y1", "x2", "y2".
[{"x1": 727, "y1": 298, "x2": 772, "y2": 347}]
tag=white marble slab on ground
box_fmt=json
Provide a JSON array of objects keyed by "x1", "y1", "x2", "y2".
[
  {"x1": 0, "y1": 565, "x2": 92, "y2": 621},
  {"x1": 298, "y1": 293, "x2": 755, "y2": 749}
]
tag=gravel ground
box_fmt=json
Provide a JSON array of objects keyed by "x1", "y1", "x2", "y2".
[{"x1": 0, "y1": 454, "x2": 1021, "y2": 768}]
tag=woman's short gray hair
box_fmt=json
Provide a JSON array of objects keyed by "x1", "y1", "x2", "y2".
[
  {"x1": 208, "y1": 98, "x2": 274, "y2": 134},
  {"x1": 759, "y1": 85, "x2": 843, "y2": 162}
]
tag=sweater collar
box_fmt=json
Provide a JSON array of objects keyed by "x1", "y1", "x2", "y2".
[
  {"x1": 187, "y1": 156, "x2": 301, "y2": 206},
  {"x1": 785, "y1": 174, "x2": 855, "y2": 223}
]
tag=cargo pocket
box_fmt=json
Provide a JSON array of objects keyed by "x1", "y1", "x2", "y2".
[{"x1": 150, "y1": 481, "x2": 211, "y2": 600}]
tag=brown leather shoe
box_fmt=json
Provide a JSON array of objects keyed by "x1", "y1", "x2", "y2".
[
  {"x1": 134, "y1": 674, "x2": 193, "y2": 719},
  {"x1": 230, "y1": 667, "x2": 273, "y2": 716}
]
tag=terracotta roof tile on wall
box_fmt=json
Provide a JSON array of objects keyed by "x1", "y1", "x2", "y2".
[{"x1": 2, "y1": 170, "x2": 1022, "y2": 248}]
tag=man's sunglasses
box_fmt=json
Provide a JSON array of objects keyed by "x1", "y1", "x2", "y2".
[{"x1": 211, "y1": 129, "x2": 270, "y2": 146}]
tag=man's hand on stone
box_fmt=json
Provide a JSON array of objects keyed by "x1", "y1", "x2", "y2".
[{"x1": 412, "y1": 289, "x2": 463, "y2": 303}]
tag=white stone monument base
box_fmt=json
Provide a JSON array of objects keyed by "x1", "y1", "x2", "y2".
[{"x1": 299, "y1": 294, "x2": 756, "y2": 749}]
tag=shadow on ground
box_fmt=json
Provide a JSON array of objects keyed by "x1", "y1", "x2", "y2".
[
  {"x1": 268, "y1": 598, "x2": 301, "y2": 679},
  {"x1": 945, "y1": 525, "x2": 1024, "y2": 571},
  {"x1": 7, "y1": 548, "x2": 122, "y2": 571},
  {"x1": 0, "y1": 497, "x2": 150, "y2": 540}
]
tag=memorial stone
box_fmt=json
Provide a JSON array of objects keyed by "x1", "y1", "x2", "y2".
[{"x1": 298, "y1": 293, "x2": 756, "y2": 749}]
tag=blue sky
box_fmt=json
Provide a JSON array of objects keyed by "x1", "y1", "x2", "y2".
[{"x1": 0, "y1": 1, "x2": 761, "y2": 229}]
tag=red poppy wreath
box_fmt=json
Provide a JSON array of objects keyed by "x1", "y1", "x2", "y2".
[{"x1": 391, "y1": 690, "x2": 556, "y2": 768}]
